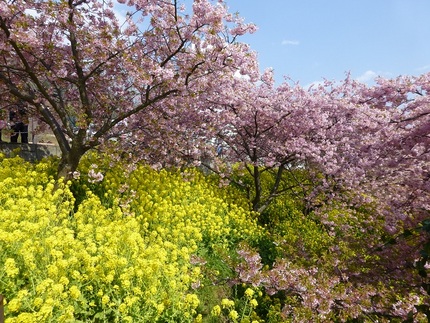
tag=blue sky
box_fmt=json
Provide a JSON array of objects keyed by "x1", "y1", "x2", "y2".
[{"x1": 225, "y1": 0, "x2": 430, "y2": 85}]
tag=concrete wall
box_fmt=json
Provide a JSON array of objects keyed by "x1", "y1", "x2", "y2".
[{"x1": 0, "y1": 142, "x2": 61, "y2": 162}]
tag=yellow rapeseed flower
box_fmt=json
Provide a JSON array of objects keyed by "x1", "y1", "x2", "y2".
[
  {"x1": 211, "y1": 305, "x2": 221, "y2": 316},
  {"x1": 118, "y1": 302, "x2": 128, "y2": 314},
  {"x1": 245, "y1": 288, "x2": 255, "y2": 299},
  {"x1": 33, "y1": 297, "x2": 43, "y2": 308},
  {"x1": 101, "y1": 295, "x2": 110, "y2": 305},
  {"x1": 59, "y1": 276, "x2": 70, "y2": 286},
  {"x1": 221, "y1": 298, "x2": 235, "y2": 309},
  {"x1": 7, "y1": 298, "x2": 21, "y2": 313},
  {"x1": 185, "y1": 293, "x2": 200, "y2": 309},
  {"x1": 229, "y1": 309, "x2": 239, "y2": 321},
  {"x1": 11, "y1": 313, "x2": 37, "y2": 323},
  {"x1": 69, "y1": 285, "x2": 81, "y2": 300},
  {"x1": 156, "y1": 303, "x2": 165, "y2": 314},
  {"x1": 4, "y1": 258, "x2": 19, "y2": 278}
]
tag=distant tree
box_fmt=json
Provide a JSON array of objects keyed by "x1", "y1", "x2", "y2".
[{"x1": 0, "y1": 0, "x2": 258, "y2": 178}]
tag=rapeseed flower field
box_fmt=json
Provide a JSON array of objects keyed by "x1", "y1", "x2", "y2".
[{"x1": 0, "y1": 153, "x2": 264, "y2": 322}]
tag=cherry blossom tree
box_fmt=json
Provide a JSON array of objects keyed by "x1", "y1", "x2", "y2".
[
  {"x1": 0, "y1": 0, "x2": 258, "y2": 177},
  {"x1": 155, "y1": 69, "x2": 392, "y2": 213},
  {"x1": 159, "y1": 67, "x2": 429, "y2": 227}
]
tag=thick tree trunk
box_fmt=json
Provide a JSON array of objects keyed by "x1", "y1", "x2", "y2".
[{"x1": 56, "y1": 140, "x2": 88, "y2": 180}]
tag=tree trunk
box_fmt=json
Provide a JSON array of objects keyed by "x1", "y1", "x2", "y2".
[
  {"x1": 252, "y1": 165, "x2": 262, "y2": 212},
  {"x1": 56, "y1": 142, "x2": 88, "y2": 180}
]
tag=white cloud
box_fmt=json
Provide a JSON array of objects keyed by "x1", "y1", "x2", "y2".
[
  {"x1": 281, "y1": 40, "x2": 299, "y2": 46},
  {"x1": 304, "y1": 80, "x2": 325, "y2": 90},
  {"x1": 416, "y1": 64, "x2": 430, "y2": 71},
  {"x1": 356, "y1": 70, "x2": 378, "y2": 83}
]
